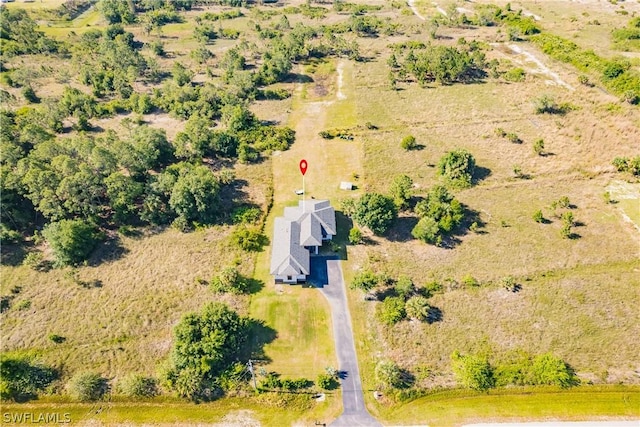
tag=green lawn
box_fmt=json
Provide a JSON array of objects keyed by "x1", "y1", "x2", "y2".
[{"x1": 378, "y1": 386, "x2": 640, "y2": 426}]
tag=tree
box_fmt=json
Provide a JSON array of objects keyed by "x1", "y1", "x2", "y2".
[
  {"x1": 451, "y1": 351, "x2": 494, "y2": 391},
  {"x1": 352, "y1": 193, "x2": 397, "y2": 235},
  {"x1": 400, "y1": 135, "x2": 417, "y2": 150},
  {"x1": 0, "y1": 355, "x2": 58, "y2": 401},
  {"x1": 172, "y1": 62, "x2": 194, "y2": 87},
  {"x1": 67, "y1": 372, "x2": 109, "y2": 401},
  {"x1": 377, "y1": 296, "x2": 406, "y2": 325},
  {"x1": 375, "y1": 359, "x2": 404, "y2": 389},
  {"x1": 405, "y1": 295, "x2": 430, "y2": 321},
  {"x1": 389, "y1": 174, "x2": 413, "y2": 209},
  {"x1": 98, "y1": 0, "x2": 136, "y2": 24},
  {"x1": 438, "y1": 149, "x2": 476, "y2": 187},
  {"x1": 163, "y1": 302, "x2": 250, "y2": 399},
  {"x1": 316, "y1": 372, "x2": 339, "y2": 390},
  {"x1": 169, "y1": 164, "x2": 221, "y2": 225},
  {"x1": 42, "y1": 220, "x2": 103, "y2": 266},
  {"x1": 105, "y1": 172, "x2": 144, "y2": 223},
  {"x1": 412, "y1": 185, "x2": 464, "y2": 245}
]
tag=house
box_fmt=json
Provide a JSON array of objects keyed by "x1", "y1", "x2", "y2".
[{"x1": 270, "y1": 200, "x2": 336, "y2": 284}]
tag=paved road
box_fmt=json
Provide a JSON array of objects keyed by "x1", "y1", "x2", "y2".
[{"x1": 318, "y1": 260, "x2": 381, "y2": 427}]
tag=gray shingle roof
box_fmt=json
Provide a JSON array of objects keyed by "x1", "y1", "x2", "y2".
[
  {"x1": 269, "y1": 217, "x2": 310, "y2": 276},
  {"x1": 283, "y1": 200, "x2": 337, "y2": 246}
]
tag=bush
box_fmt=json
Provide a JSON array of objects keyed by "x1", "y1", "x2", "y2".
[
  {"x1": 375, "y1": 359, "x2": 404, "y2": 389},
  {"x1": 48, "y1": 334, "x2": 66, "y2": 344},
  {"x1": 531, "y1": 353, "x2": 578, "y2": 388},
  {"x1": 533, "y1": 139, "x2": 545, "y2": 155},
  {"x1": 231, "y1": 226, "x2": 268, "y2": 251},
  {"x1": 231, "y1": 206, "x2": 262, "y2": 225},
  {"x1": 389, "y1": 175, "x2": 413, "y2": 210},
  {"x1": 437, "y1": 149, "x2": 476, "y2": 187},
  {"x1": 400, "y1": 135, "x2": 417, "y2": 150},
  {"x1": 348, "y1": 227, "x2": 363, "y2": 245},
  {"x1": 395, "y1": 275, "x2": 414, "y2": 299},
  {"x1": 451, "y1": 352, "x2": 494, "y2": 391},
  {"x1": 350, "y1": 269, "x2": 379, "y2": 292},
  {"x1": 210, "y1": 267, "x2": 248, "y2": 294},
  {"x1": 377, "y1": 296, "x2": 406, "y2": 325},
  {"x1": 405, "y1": 295, "x2": 430, "y2": 321},
  {"x1": 42, "y1": 220, "x2": 103, "y2": 267},
  {"x1": 22, "y1": 86, "x2": 39, "y2": 103},
  {"x1": 0, "y1": 355, "x2": 58, "y2": 401},
  {"x1": 504, "y1": 67, "x2": 525, "y2": 82},
  {"x1": 501, "y1": 276, "x2": 518, "y2": 292},
  {"x1": 533, "y1": 210, "x2": 544, "y2": 223},
  {"x1": 68, "y1": 372, "x2": 109, "y2": 402},
  {"x1": 316, "y1": 373, "x2": 339, "y2": 390},
  {"x1": 118, "y1": 374, "x2": 158, "y2": 398}
]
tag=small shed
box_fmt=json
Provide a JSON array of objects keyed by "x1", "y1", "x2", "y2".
[{"x1": 340, "y1": 181, "x2": 354, "y2": 190}]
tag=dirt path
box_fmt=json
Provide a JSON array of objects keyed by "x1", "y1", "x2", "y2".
[{"x1": 407, "y1": 0, "x2": 426, "y2": 21}]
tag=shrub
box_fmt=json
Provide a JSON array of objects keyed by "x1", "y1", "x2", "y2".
[
  {"x1": 348, "y1": 227, "x2": 363, "y2": 245},
  {"x1": 210, "y1": 267, "x2": 248, "y2": 294},
  {"x1": 451, "y1": 351, "x2": 494, "y2": 391},
  {"x1": 504, "y1": 67, "x2": 525, "y2": 82},
  {"x1": 395, "y1": 275, "x2": 414, "y2": 299},
  {"x1": 533, "y1": 139, "x2": 545, "y2": 155},
  {"x1": 461, "y1": 274, "x2": 479, "y2": 288},
  {"x1": 231, "y1": 227, "x2": 268, "y2": 251},
  {"x1": 0, "y1": 355, "x2": 58, "y2": 401},
  {"x1": 22, "y1": 86, "x2": 39, "y2": 103},
  {"x1": 377, "y1": 296, "x2": 406, "y2": 325},
  {"x1": 533, "y1": 210, "x2": 544, "y2": 223},
  {"x1": 400, "y1": 135, "x2": 417, "y2": 150},
  {"x1": 389, "y1": 174, "x2": 413, "y2": 209},
  {"x1": 350, "y1": 269, "x2": 379, "y2": 292},
  {"x1": 531, "y1": 353, "x2": 578, "y2": 388},
  {"x1": 423, "y1": 280, "x2": 442, "y2": 297},
  {"x1": 501, "y1": 276, "x2": 518, "y2": 292},
  {"x1": 48, "y1": 334, "x2": 66, "y2": 344},
  {"x1": 118, "y1": 374, "x2": 158, "y2": 398},
  {"x1": 405, "y1": 295, "x2": 430, "y2": 321},
  {"x1": 506, "y1": 132, "x2": 522, "y2": 144},
  {"x1": 316, "y1": 373, "x2": 339, "y2": 390},
  {"x1": 231, "y1": 206, "x2": 262, "y2": 225},
  {"x1": 375, "y1": 359, "x2": 404, "y2": 389},
  {"x1": 437, "y1": 149, "x2": 476, "y2": 187},
  {"x1": 68, "y1": 372, "x2": 109, "y2": 402}
]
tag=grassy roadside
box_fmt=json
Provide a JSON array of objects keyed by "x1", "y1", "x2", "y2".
[
  {"x1": 378, "y1": 386, "x2": 640, "y2": 426},
  {"x1": 0, "y1": 396, "x2": 336, "y2": 426},
  {"x1": 3, "y1": 386, "x2": 637, "y2": 426}
]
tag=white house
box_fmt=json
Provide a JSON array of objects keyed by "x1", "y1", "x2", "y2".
[{"x1": 270, "y1": 200, "x2": 336, "y2": 284}]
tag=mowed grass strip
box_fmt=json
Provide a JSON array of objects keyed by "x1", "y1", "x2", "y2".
[
  {"x1": 377, "y1": 386, "x2": 640, "y2": 426},
  {"x1": 0, "y1": 396, "x2": 338, "y2": 426}
]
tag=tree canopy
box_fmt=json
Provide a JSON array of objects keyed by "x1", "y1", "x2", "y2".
[{"x1": 352, "y1": 193, "x2": 397, "y2": 235}]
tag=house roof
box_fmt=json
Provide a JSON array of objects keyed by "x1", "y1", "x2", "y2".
[
  {"x1": 269, "y1": 217, "x2": 310, "y2": 276},
  {"x1": 283, "y1": 200, "x2": 337, "y2": 246}
]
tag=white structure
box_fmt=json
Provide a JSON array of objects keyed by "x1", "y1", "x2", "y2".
[{"x1": 270, "y1": 200, "x2": 336, "y2": 284}]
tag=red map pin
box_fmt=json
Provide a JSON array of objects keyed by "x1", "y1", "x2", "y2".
[{"x1": 299, "y1": 159, "x2": 308, "y2": 176}]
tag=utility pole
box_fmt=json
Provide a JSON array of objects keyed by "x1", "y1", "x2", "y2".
[{"x1": 247, "y1": 360, "x2": 257, "y2": 390}]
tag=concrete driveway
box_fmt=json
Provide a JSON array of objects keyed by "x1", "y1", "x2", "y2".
[{"x1": 317, "y1": 259, "x2": 381, "y2": 427}]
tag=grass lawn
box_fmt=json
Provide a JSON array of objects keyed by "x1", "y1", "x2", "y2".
[
  {"x1": 377, "y1": 386, "x2": 640, "y2": 426},
  {"x1": 0, "y1": 396, "x2": 339, "y2": 426}
]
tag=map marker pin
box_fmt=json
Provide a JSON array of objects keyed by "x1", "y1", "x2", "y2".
[{"x1": 299, "y1": 159, "x2": 308, "y2": 176}]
